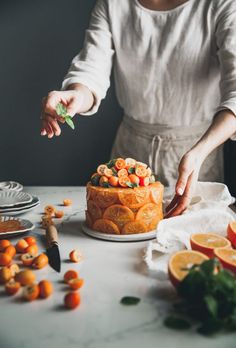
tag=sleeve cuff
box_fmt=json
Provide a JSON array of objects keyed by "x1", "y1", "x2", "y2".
[
  {"x1": 215, "y1": 101, "x2": 236, "y2": 140},
  {"x1": 61, "y1": 77, "x2": 102, "y2": 116}
]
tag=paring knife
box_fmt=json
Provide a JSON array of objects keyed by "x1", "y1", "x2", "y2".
[{"x1": 46, "y1": 225, "x2": 61, "y2": 273}]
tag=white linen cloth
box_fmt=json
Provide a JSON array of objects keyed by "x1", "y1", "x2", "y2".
[
  {"x1": 144, "y1": 182, "x2": 236, "y2": 279},
  {"x1": 62, "y1": 0, "x2": 236, "y2": 139}
]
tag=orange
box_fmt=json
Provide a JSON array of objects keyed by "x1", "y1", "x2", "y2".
[
  {"x1": 5, "y1": 245, "x2": 16, "y2": 258},
  {"x1": 121, "y1": 220, "x2": 147, "y2": 234},
  {"x1": 15, "y1": 270, "x2": 36, "y2": 285},
  {"x1": 68, "y1": 278, "x2": 84, "y2": 290},
  {"x1": 118, "y1": 176, "x2": 130, "y2": 187},
  {"x1": 15, "y1": 239, "x2": 29, "y2": 253},
  {"x1": 190, "y1": 233, "x2": 231, "y2": 258},
  {"x1": 5, "y1": 279, "x2": 21, "y2": 295},
  {"x1": 87, "y1": 200, "x2": 102, "y2": 221},
  {"x1": 108, "y1": 176, "x2": 119, "y2": 187},
  {"x1": 64, "y1": 292, "x2": 81, "y2": 309},
  {"x1": 25, "y1": 244, "x2": 38, "y2": 256},
  {"x1": 135, "y1": 165, "x2": 147, "y2": 178},
  {"x1": 44, "y1": 205, "x2": 56, "y2": 216},
  {"x1": 63, "y1": 199, "x2": 72, "y2": 206},
  {"x1": 93, "y1": 219, "x2": 120, "y2": 234},
  {"x1": 0, "y1": 252, "x2": 12, "y2": 266},
  {"x1": 168, "y1": 250, "x2": 209, "y2": 287},
  {"x1": 54, "y1": 210, "x2": 64, "y2": 218},
  {"x1": 24, "y1": 236, "x2": 37, "y2": 246},
  {"x1": 32, "y1": 253, "x2": 48, "y2": 269},
  {"x1": 104, "y1": 168, "x2": 113, "y2": 178},
  {"x1": 69, "y1": 249, "x2": 83, "y2": 263},
  {"x1": 0, "y1": 267, "x2": 12, "y2": 284},
  {"x1": 118, "y1": 186, "x2": 150, "y2": 209},
  {"x1": 64, "y1": 270, "x2": 78, "y2": 283},
  {"x1": 115, "y1": 158, "x2": 126, "y2": 170},
  {"x1": 103, "y1": 204, "x2": 134, "y2": 230},
  {"x1": 21, "y1": 253, "x2": 35, "y2": 266},
  {"x1": 23, "y1": 284, "x2": 40, "y2": 301},
  {"x1": 214, "y1": 248, "x2": 236, "y2": 274},
  {"x1": 125, "y1": 157, "x2": 136, "y2": 168},
  {"x1": 128, "y1": 174, "x2": 140, "y2": 185},
  {"x1": 117, "y1": 169, "x2": 128, "y2": 178},
  {"x1": 0, "y1": 239, "x2": 11, "y2": 251},
  {"x1": 136, "y1": 203, "x2": 162, "y2": 231},
  {"x1": 227, "y1": 221, "x2": 236, "y2": 248},
  {"x1": 38, "y1": 280, "x2": 53, "y2": 298}
]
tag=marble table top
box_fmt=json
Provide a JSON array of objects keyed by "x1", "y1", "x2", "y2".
[{"x1": 0, "y1": 187, "x2": 235, "y2": 348}]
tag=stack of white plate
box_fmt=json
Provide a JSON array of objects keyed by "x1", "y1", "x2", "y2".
[
  {"x1": 0, "y1": 181, "x2": 23, "y2": 192},
  {"x1": 0, "y1": 190, "x2": 40, "y2": 216}
]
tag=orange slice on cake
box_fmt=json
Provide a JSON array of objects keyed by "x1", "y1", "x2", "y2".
[
  {"x1": 93, "y1": 219, "x2": 120, "y2": 235},
  {"x1": 214, "y1": 247, "x2": 236, "y2": 275},
  {"x1": 103, "y1": 204, "x2": 134, "y2": 230},
  {"x1": 118, "y1": 186, "x2": 150, "y2": 209},
  {"x1": 190, "y1": 233, "x2": 231, "y2": 258},
  {"x1": 136, "y1": 203, "x2": 163, "y2": 231},
  {"x1": 121, "y1": 221, "x2": 147, "y2": 235},
  {"x1": 227, "y1": 221, "x2": 236, "y2": 248},
  {"x1": 168, "y1": 250, "x2": 209, "y2": 287}
]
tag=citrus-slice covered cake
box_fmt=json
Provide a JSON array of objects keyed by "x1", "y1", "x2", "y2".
[{"x1": 86, "y1": 158, "x2": 164, "y2": 235}]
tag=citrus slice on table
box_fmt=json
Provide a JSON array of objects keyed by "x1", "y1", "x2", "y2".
[
  {"x1": 227, "y1": 221, "x2": 236, "y2": 248},
  {"x1": 93, "y1": 219, "x2": 120, "y2": 234},
  {"x1": 118, "y1": 186, "x2": 150, "y2": 209},
  {"x1": 190, "y1": 233, "x2": 231, "y2": 258},
  {"x1": 103, "y1": 204, "x2": 134, "y2": 230},
  {"x1": 136, "y1": 203, "x2": 163, "y2": 231},
  {"x1": 149, "y1": 182, "x2": 164, "y2": 204},
  {"x1": 168, "y1": 250, "x2": 209, "y2": 287},
  {"x1": 87, "y1": 200, "x2": 102, "y2": 221},
  {"x1": 121, "y1": 221, "x2": 147, "y2": 234},
  {"x1": 214, "y1": 247, "x2": 236, "y2": 274}
]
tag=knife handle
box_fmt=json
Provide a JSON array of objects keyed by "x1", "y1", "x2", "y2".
[{"x1": 46, "y1": 225, "x2": 58, "y2": 246}]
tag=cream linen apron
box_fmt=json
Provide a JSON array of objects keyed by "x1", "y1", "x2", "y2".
[{"x1": 111, "y1": 115, "x2": 224, "y2": 189}]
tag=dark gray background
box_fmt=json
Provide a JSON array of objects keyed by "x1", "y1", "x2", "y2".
[{"x1": 0, "y1": 0, "x2": 235, "y2": 196}]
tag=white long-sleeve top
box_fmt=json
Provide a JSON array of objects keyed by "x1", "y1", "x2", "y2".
[{"x1": 62, "y1": 0, "x2": 236, "y2": 131}]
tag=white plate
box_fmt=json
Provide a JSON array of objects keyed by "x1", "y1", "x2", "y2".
[
  {"x1": 0, "y1": 203, "x2": 40, "y2": 216},
  {"x1": 82, "y1": 222, "x2": 156, "y2": 242},
  {"x1": 0, "y1": 191, "x2": 32, "y2": 208},
  {"x1": 0, "y1": 216, "x2": 35, "y2": 236},
  {"x1": 0, "y1": 181, "x2": 23, "y2": 192},
  {"x1": 0, "y1": 196, "x2": 40, "y2": 212}
]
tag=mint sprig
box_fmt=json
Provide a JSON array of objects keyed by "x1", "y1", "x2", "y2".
[{"x1": 56, "y1": 102, "x2": 75, "y2": 130}]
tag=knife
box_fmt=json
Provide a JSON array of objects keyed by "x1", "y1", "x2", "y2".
[{"x1": 46, "y1": 225, "x2": 61, "y2": 272}]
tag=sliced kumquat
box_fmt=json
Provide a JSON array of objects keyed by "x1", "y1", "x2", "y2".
[
  {"x1": 104, "y1": 168, "x2": 113, "y2": 178},
  {"x1": 128, "y1": 174, "x2": 140, "y2": 185},
  {"x1": 25, "y1": 244, "x2": 38, "y2": 256},
  {"x1": 38, "y1": 280, "x2": 53, "y2": 298},
  {"x1": 54, "y1": 210, "x2": 64, "y2": 218},
  {"x1": 125, "y1": 158, "x2": 136, "y2": 168},
  {"x1": 0, "y1": 252, "x2": 12, "y2": 267},
  {"x1": 146, "y1": 167, "x2": 152, "y2": 177},
  {"x1": 97, "y1": 164, "x2": 108, "y2": 176},
  {"x1": 15, "y1": 239, "x2": 29, "y2": 253},
  {"x1": 23, "y1": 284, "x2": 40, "y2": 301},
  {"x1": 68, "y1": 278, "x2": 84, "y2": 290},
  {"x1": 64, "y1": 270, "x2": 79, "y2": 283},
  {"x1": 21, "y1": 253, "x2": 35, "y2": 266},
  {"x1": 5, "y1": 245, "x2": 16, "y2": 258},
  {"x1": 63, "y1": 199, "x2": 72, "y2": 206},
  {"x1": 32, "y1": 253, "x2": 48, "y2": 269},
  {"x1": 121, "y1": 220, "x2": 147, "y2": 234},
  {"x1": 24, "y1": 236, "x2": 37, "y2": 246},
  {"x1": 0, "y1": 267, "x2": 12, "y2": 284},
  {"x1": 93, "y1": 219, "x2": 120, "y2": 234},
  {"x1": 108, "y1": 176, "x2": 119, "y2": 187},
  {"x1": 103, "y1": 204, "x2": 134, "y2": 230},
  {"x1": 69, "y1": 249, "x2": 83, "y2": 263},
  {"x1": 115, "y1": 158, "x2": 126, "y2": 170},
  {"x1": 64, "y1": 292, "x2": 81, "y2": 309},
  {"x1": 5, "y1": 279, "x2": 21, "y2": 295},
  {"x1": 139, "y1": 177, "x2": 150, "y2": 187},
  {"x1": 118, "y1": 176, "x2": 131, "y2": 188},
  {"x1": 44, "y1": 205, "x2": 56, "y2": 216},
  {"x1": 9, "y1": 263, "x2": 20, "y2": 277},
  {"x1": 15, "y1": 270, "x2": 36, "y2": 286},
  {"x1": 0, "y1": 239, "x2": 11, "y2": 252},
  {"x1": 117, "y1": 169, "x2": 128, "y2": 177},
  {"x1": 135, "y1": 165, "x2": 147, "y2": 178},
  {"x1": 136, "y1": 161, "x2": 148, "y2": 168}
]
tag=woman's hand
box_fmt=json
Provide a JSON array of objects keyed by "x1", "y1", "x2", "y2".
[
  {"x1": 165, "y1": 150, "x2": 202, "y2": 218},
  {"x1": 40, "y1": 84, "x2": 94, "y2": 138}
]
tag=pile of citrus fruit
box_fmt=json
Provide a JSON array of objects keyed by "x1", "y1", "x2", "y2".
[
  {"x1": 0, "y1": 235, "x2": 83, "y2": 309},
  {"x1": 168, "y1": 220, "x2": 236, "y2": 287},
  {"x1": 91, "y1": 158, "x2": 155, "y2": 188}
]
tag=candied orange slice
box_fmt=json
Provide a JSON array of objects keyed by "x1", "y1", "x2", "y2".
[
  {"x1": 121, "y1": 221, "x2": 147, "y2": 234},
  {"x1": 93, "y1": 219, "x2": 120, "y2": 234},
  {"x1": 150, "y1": 182, "x2": 164, "y2": 204},
  {"x1": 168, "y1": 250, "x2": 209, "y2": 287},
  {"x1": 118, "y1": 186, "x2": 150, "y2": 209},
  {"x1": 87, "y1": 200, "x2": 102, "y2": 221},
  {"x1": 85, "y1": 211, "x2": 93, "y2": 228},
  {"x1": 103, "y1": 204, "x2": 134, "y2": 230},
  {"x1": 136, "y1": 203, "x2": 162, "y2": 230},
  {"x1": 94, "y1": 189, "x2": 119, "y2": 208}
]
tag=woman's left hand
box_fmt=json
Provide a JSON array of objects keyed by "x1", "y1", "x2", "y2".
[{"x1": 165, "y1": 150, "x2": 202, "y2": 218}]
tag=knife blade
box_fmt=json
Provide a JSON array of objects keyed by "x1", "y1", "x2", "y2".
[{"x1": 46, "y1": 225, "x2": 61, "y2": 272}]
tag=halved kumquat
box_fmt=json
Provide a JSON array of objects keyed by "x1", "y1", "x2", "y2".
[
  {"x1": 64, "y1": 270, "x2": 78, "y2": 283},
  {"x1": 69, "y1": 249, "x2": 83, "y2": 263},
  {"x1": 23, "y1": 284, "x2": 40, "y2": 301},
  {"x1": 15, "y1": 239, "x2": 29, "y2": 253},
  {"x1": 21, "y1": 253, "x2": 35, "y2": 266},
  {"x1": 5, "y1": 279, "x2": 21, "y2": 295},
  {"x1": 68, "y1": 278, "x2": 84, "y2": 290}
]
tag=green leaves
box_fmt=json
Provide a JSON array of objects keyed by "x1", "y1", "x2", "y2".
[
  {"x1": 165, "y1": 258, "x2": 236, "y2": 335},
  {"x1": 56, "y1": 102, "x2": 75, "y2": 130},
  {"x1": 120, "y1": 296, "x2": 140, "y2": 305},
  {"x1": 164, "y1": 316, "x2": 191, "y2": 330},
  {"x1": 125, "y1": 182, "x2": 139, "y2": 188}
]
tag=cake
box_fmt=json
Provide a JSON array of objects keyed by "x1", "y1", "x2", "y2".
[{"x1": 85, "y1": 158, "x2": 164, "y2": 235}]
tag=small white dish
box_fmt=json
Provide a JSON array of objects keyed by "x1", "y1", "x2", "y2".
[
  {"x1": 0, "y1": 216, "x2": 35, "y2": 236},
  {"x1": 82, "y1": 222, "x2": 156, "y2": 242},
  {"x1": 0, "y1": 191, "x2": 32, "y2": 208},
  {"x1": 0, "y1": 203, "x2": 40, "y2": 216},
  {"x1": 0, "y1": 196, "x2": 40, "y2": 213},
  {"x1": 0, "y1": 181, "x2": 23, "y2": 191}
]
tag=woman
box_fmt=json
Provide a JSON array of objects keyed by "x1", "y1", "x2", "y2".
[{"x1": 40, "y1": 0, "x2": 236, "y2": 217}]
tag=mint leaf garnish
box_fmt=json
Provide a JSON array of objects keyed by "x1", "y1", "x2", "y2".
[
  {"x1": 56, "y1": 102, "x2": 75, "y2": 130},
  {"x1": 120, "y1": 296, "x2": 140, "y2": 305},
  {"x1": 164, "y1": 316, "x2": 191, "y2": 330}
]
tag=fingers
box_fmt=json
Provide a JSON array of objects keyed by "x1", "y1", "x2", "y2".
[
  {"x1": 66, "y1": 96, "x2": 81, "y2": 117},
  {"x1": 40, "y1": 115, "x2": 61, "y2": 138}
]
